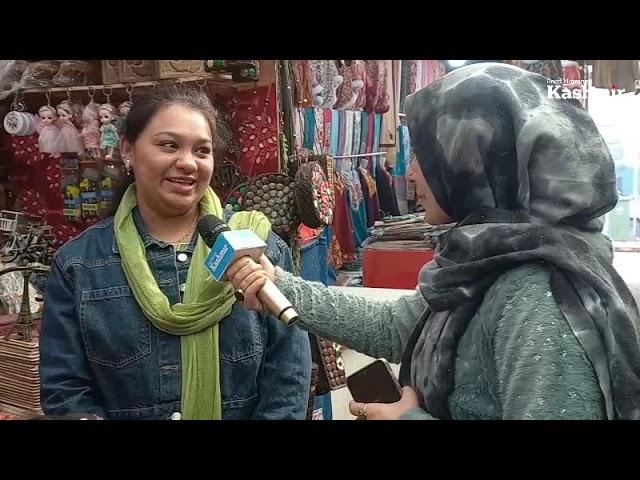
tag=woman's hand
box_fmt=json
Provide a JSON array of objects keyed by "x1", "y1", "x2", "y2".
[
  {"x1": 349, "y1": 386, "x2": 420, "y2": 420},
  {"x1": 225, "y1": 255, "x2": 276, "y2": 312}
]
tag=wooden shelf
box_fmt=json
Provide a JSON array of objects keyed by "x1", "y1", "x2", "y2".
[{"x1": 18, "y1": 75, "x2": 250, "y2": 95}]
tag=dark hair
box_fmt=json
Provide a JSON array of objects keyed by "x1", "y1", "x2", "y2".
[{"x1": 107, "y1": 84, "x2": 224, "y2": 216}]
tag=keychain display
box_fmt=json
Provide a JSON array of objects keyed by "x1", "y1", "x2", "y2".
[
  {"x1": 57, "y1": 99, "x2": 84, "y2": 129},
  {"x1": 99, "y1": 164, "x2": 122, "y2": 213},
  {"x1": 3, "y1": 110, "x2": 36, "y2": 136},
  {"x1": 115, "y1": 101, "x2": 132, "y2": 135},
  {"x1": 81, "y1": 101, "x2": 101, "y2": 160},
  {"x1": 99, "y1": 103, "x2": 119, "y2": 160},
  {"x1": 55, "y1": 101, "x2": 84, "y2": 155},
  {"x1": 115, "y1": 85, "x2": 134, "y2": 135},
  {"x1": 3, "y1": 94, "x2": 36, "y2": 136},
  {"x1": 62, "y1": 174, "x2": 82, "y2": 222},
  {"x1": 79, "y1": 167, "x2": 100, "y2": 219},
  {"x1": 36, "y1": 105, "x2": 60, "y2": 156}
]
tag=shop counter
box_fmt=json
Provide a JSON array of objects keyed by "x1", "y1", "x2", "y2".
[{"x1": 363, "y1": 242, "x2": 434, "y2": 290}]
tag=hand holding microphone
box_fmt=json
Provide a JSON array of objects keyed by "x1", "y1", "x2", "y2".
[
  {"x1": 198, "y1": 215, "x2": 298, "y2": 326},
  {"x1": 225, "y1": 254, "x2": 275, "y2": 313}
]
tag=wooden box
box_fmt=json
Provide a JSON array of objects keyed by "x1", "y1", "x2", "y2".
[
  {"x1": 155, "y1": 60, "x2": 213, "y2": 79},
  {"x1": 101, "y1": 61, "x2": 120, "y2": 84},
  {"x1": 101, "y1": 60, "x2": 157, "y2": 84}
]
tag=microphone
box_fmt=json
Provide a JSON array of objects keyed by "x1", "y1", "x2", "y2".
[{"x1": 197, "y1": 214, "x2": 299, "y2": 326}]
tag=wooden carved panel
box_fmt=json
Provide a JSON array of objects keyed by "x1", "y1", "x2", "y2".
[
  {"x1": 119, "y1": 60, "x2": 157, "y2": 83},
  {"x1": 155, "y1": 60, "x2": 213, "y2": 79},
  {"x1": 101, "y1": 60, "x2": 157, "y2": 84},
  {"x1": 101, "y1": 60, "x2": 121, "y2": 85}
]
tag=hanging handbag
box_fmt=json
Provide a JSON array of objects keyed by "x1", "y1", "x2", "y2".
[
  {"x1": 310, "y1": 334, "x2": 347, "y2": 395},
  {"x1": 243, "y1": 173, "x2": 298, "y2": 236},
  {"x1": 294, "y1": 155, "x2": 335, "y2": 229}
]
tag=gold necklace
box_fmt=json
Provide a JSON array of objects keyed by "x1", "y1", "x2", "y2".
[{"x1": 169, "y1": 214, "x2": 199, "y2": 247}]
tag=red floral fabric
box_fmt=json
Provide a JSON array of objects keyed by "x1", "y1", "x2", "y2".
[
  {"x1": 224, "y1": 85, "x2": 280, "y2": 178},
  {"x1": 4, "y1": 133, "x2": 90, "y2": 246}
]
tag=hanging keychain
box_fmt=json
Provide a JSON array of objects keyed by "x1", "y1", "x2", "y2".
[
  {"x1": 37, "y1": 90, "x2": 61, "y2": 156},
  {"x1": 55, "y1": 94, "x2": 84, "y2": 169},
  {"x1": 99, "y1": 163, "x2": 122, "y2": 214},
  {"x1": 79, "y1": 166, "x2": 100, "y2": 219},
  {"x1": 3, "y1": 91, "x2": 36, "y2": 136},
  {"x1": 116, "y1": 83, "x2": 134, "y2": 135},
  {"x1": 99, "y1": 87, "x2": 119, "y2": 161},
  {"x1": 82, "y1": 87, "x2": 101, "y2": 161},
  {"x1": 196, "y1": 76, "x2": 207, "y2": 93},
  {"x1": 62, "y1": 173, "x2": 82, "y2": 222}
]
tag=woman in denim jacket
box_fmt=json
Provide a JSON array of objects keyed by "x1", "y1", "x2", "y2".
[{"x1": 40, "y1": 85, "x2": 311, "y2": 420}]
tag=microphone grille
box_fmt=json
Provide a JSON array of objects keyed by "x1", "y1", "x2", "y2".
[{"x1": 197, "y1": 215, "x2": 230, "y2": 247}]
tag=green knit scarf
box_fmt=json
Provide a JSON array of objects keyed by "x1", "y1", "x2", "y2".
[{"x1": 114, "y1": 184, "x2": 271, "y2": 419}]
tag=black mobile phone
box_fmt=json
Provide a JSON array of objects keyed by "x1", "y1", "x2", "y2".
[{"x1": 347, "y1": 359, "x2": 402, "y2": 404}]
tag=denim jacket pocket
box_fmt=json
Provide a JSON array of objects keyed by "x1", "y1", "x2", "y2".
[
  {"x1": 79, "y1": 284, "x2": 154, "y2": 368},
  {"x1": 219, "y1": 308, "x2": 264, "y2": 409}
]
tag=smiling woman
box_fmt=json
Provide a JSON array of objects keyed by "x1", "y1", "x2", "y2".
[
  {"x1": 113, "y1": 87, "x2": 222, "y2": 240},
  {"x1": 39, "y1": 85, "x2": 312, "y2": 420},
  {"x1": 119, "y1": 102, "x2": 215, "y2": 244}
]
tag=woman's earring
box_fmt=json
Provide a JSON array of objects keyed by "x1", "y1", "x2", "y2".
[{"x1": 124, "y1": 156, "x2": 132, "y2": 175}]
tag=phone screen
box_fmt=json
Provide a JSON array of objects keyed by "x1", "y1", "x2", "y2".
[{"x1": 347, "y1": 359, "x2": 402, "y2": 404}]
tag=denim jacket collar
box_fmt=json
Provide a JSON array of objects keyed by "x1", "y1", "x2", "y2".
[{"x1": 111, "y1": 207, "x2": 197, "y2": 254}]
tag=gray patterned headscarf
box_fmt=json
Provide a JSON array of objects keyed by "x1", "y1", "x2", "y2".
[{"x1": 400, "y1": 62, "x2": 640, "y2": 420}]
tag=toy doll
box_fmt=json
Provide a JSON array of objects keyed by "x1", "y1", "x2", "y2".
[
  {"x1": 99, "y1": 103, "x2": 119, "y2": 161},
  {"x1": 82, "y1": 102, "x2": 101, "y2": 159},
  {"x1": 36, "y1": 105, "x2": 60, "y2": 156},
  {"x1": 55, "y1": 102, "x2": 84, "y2": 154},
  {"x1": 115, "y1": 100, "x2": 132, "y2": 135}
]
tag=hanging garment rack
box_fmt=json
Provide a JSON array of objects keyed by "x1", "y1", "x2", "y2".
[{"x1": 332, "y1": 151, "x2": 386, "y2": 159}]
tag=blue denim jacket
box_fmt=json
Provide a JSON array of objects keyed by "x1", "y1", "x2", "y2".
[{"x1": 40, "y1": 209, "x2": 311, "y2": 420}]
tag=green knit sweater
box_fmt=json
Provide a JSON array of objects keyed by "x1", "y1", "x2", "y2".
[{"x1": 274, "y1": 263, "x2": 605, "y2": 420}]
